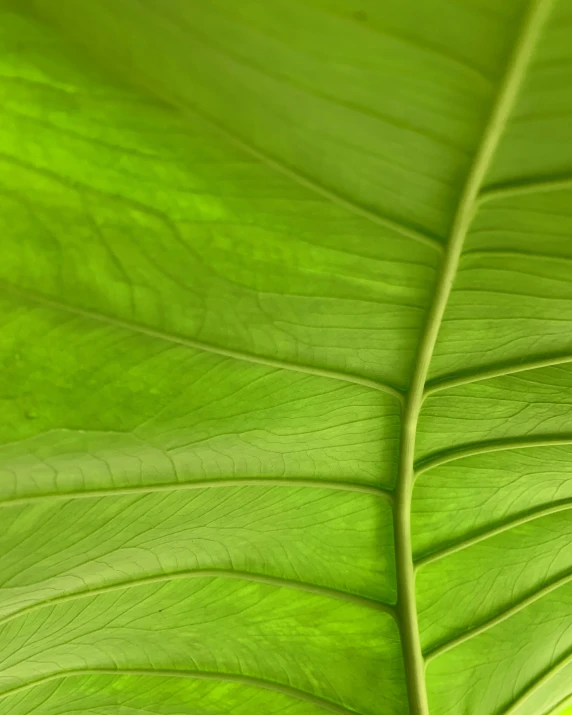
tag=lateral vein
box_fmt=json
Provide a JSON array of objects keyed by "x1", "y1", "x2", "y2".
[
  {"x1": 184, "y1": 105, "x2": 446, "y2": 253},
  {"x1": 0, "y1": 568, "x2": 395, "y2": 628},
  {"x1": 501, "y1": 651, "x2": 572, "y2": 715},
  {"x1": 416, "y1": 498, "x2": 572, "y2": 569},
  {"x1": 0, "y1": 668, "x2": 364, "y2": 714},
  {"x1": 0, "y1": 477, "x2": 392, "y2": 508},
  {"x1": 424, "y1": 568, "x2": 572, "y2": 662},
  {"x1": 424, "y1": 353, "x2": 572, "y2": 396},
  {"x1": 415, "y1": 436, "x2": 572, "y2": 476},
  {"x1": 95, "y1": 30, "x2": 444, "y2": 254},
  {"x1": 479, "y1": 174, "x2": 572, "y2": 205},
  {"x1": 0, "y1": 281, "x2": 403, "y2": 401}
]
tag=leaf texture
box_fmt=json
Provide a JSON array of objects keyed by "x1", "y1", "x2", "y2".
[{"x1": 0, "y1": 1, "x2": 571, "y2": 714}]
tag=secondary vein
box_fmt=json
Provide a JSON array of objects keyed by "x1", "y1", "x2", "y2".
[
  {"x1": 415, "y1": 436, "x2": 572, "y2": 476},
  {"x1": 416, "y1": 498, "x2": 572, "y2": 569},
  {"x1": 424, "y1": 352, "x2": 572, "y2": 396},
  {"x1": 0, "y1": 477, "x2": 392, "y2": 508},
  {"x1": 501, "y1": 652, "x2": 572, "y2": 715},
  {"x1": 94, "y1": 8, "x2": 443, "y2": 256},
  {"x1": 0, "y1": 568, "x2": 395, "y2": 629},
  {"x1": 479, "y1": 174, "x2": 572, "y2": 205},
  {"x1": 424, "y1": 567, "x2": 572, "y2": 662},
  {"x1": 0, "y1": 668, "x2": 363, "y2": 714},
  {"x1": 0, "y1": 281, "x2": 403, "y2": 401}
]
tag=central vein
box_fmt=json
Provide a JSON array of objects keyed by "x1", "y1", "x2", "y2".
[{"x1": 390, "y1": 1, "x2": 554, "y2": 712}]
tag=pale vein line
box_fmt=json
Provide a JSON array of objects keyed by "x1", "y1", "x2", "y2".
[
  {"x1": 416, "y1": 499, "x2": 572, "y2": 569},
  {"x1": 393, "y1": 3, "x2": 554, "y2": 711},
  {"x1": 502, "y1": 652, "x2": 572, "y2": 715},
  {"x1": 0, "y1": 17, "x2": 441, "y2": 253},
  {"x1": 415, "y1": 436, "x2": 572, "y2": 476},
  {"x1": 0, "y1": 668, "x2": 362, "y2": 714},
  {"x1": 185, "y1": 103, "x2": 444, "y2": 252},
  {"x1": 543, "y1": 692, "x2": 572, "y2": 715},
  {"x1": 0, "y1": 569, "x2": 395, "y2": 628},
  {"x1": 0, "y1": 127, "x2": 440, "y2": 254},
  {"x1": 77, "y1": 4, "x2": 442, "y2": 256},
  {"x1": 479, "y1": 174, "x2": 572, "y2": 205},
  {"x1": 0, "y1": 281, "x2": 403, "y2": 401},
  {"x1": 0, "y1": 477, "x2": 392, "y2": 509},
  {"x1": 424, "y1": 353, "x2": 572, "y2": 396},
  {"x1": 424, "y1": 569, "x2": 572, "y2": 662}
]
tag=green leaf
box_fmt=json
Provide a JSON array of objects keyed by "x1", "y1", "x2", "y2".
[{"x1": 0, "y1": 1, "x2": 571, "y2": 714}]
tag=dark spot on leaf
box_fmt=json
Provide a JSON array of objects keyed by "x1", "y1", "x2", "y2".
[{"x1": 353, "y1": 10, "x2": 368, "y2": 22}]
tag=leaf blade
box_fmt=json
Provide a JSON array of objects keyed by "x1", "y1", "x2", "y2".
[{"x1": 1, "y1": 2, "x2": 572, "y2": 714}]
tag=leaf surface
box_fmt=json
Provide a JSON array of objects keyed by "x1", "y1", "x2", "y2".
[{"x1": 0, "y1": 1, "x2": 572, "y2": 714}]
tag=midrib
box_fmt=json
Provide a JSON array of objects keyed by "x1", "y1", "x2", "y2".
[{"x1": 392, "y1": 1, "x2": 554, "y2": 712}]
